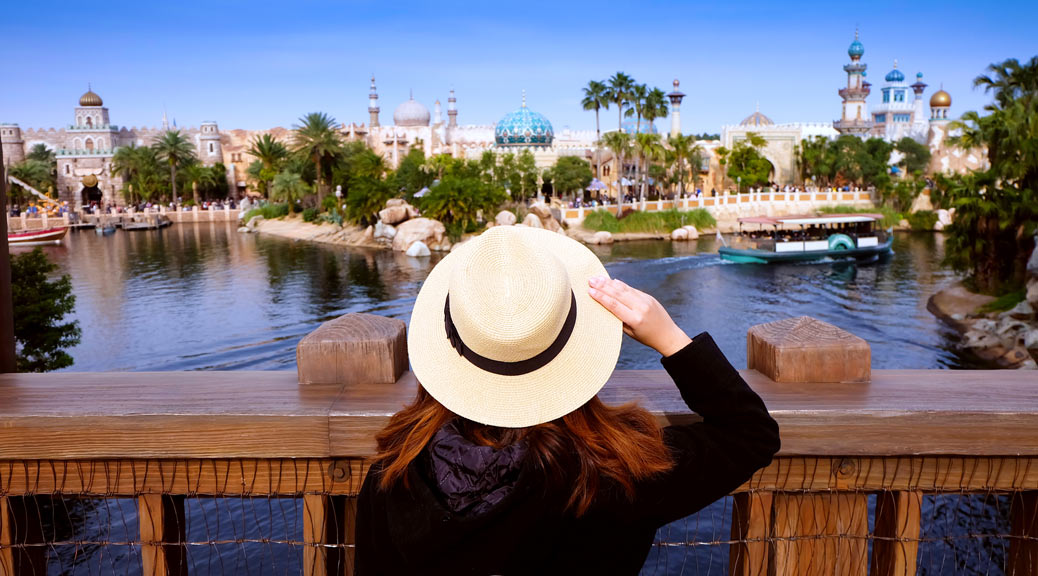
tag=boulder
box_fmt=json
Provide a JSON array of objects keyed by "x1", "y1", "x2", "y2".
[
  {"x1": 405, "y1": 241, "x2": 431, "y2": 257},
  {"x1": 237, "y1": 226, "x2": 250, "y2": 234},
  {"x1": 934, "y1": 220, "x2": 945, "y2": 231},
  {"x1": 522, "y1": 213, "x2": 543, "y2": 229},
  {"x1": 541, "y1": 216, "x2": 562, "y2": 233},
  {"x1": 246, "y1": 215, "x2": 264, "y2": 230},
  {"x1": 971, "y1": 319, "x2": 998, "y2": 333},
  {"x1": 962, "y1": 329, "x2": 1002, "y2": 352},
  {"x1": 1006, "y1": 299, "x2": 1035, "y2": 321},
  {"x1": 936, "y1": 209, "x2": 953, "y2": 227},
  {"x1": 1028, "y1": 238, "x2": 1038, "y2": 278},
  {"x1": 392, "y1": 218, "x2": 450, "y2": 252},
  {"x1": 909, "y1": 193, "x2": 934, "y2": 214},
  {"x1": 683, "y1": 225, "x2": 700, "y2": 240},
  {"x1": 363, "y1": 225, "x2": 374, "y2": 239},
  {"x1": 529, "y1": 202, "x2": 552, "y2": 220},
  {"x1": 898, "y1": 219, "x2": 910, "y2": 230},
  {"x1": 495, "y1": 210, "x2": 517, "y2": 227},
  {"x1": 999, "y1": 346, "x2": 1033, "y2": 368},
  {"x1": 587, "y1": 231, "x2": 613, "y2": 245},
  {"x1": 996, "y1": 317, "x2": 1029, "y2": 339},
  {"x1": 1023, "y1": 328, "x2": 1038, "y2": 351},
  {"x1": 671, "y1": 228, "x2": 689, "y2": 241},
  {"x1": 386, "y1": 198, "x2": 406, "y2": 208},
  {"x1": 1028, "y1": 278, "x2": 1038, "y2": 308},
  {"x1": 378, "y1": 205, "x2": 410, "y2": 225}
]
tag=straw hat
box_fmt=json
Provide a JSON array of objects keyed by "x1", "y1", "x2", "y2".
[{"x1": 408, "y1": 225, "x2": 622, "y2": 428}]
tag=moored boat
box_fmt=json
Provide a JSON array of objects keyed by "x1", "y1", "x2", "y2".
[
  {"x1": 719, "y1": 214, "x2": 893, "y2": 264},
  {"x1": 8, "y1": 226, "x2": 69, "y2": 246}
]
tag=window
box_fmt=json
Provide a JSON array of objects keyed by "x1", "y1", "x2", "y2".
[
  {"x1": 882, "y1": 91, "x2": 890, "y2": 103},
  {"x1": 895, "y1": 91, "x2": 905, "y2": 102},
  {"x1": 64, "y1": 164, "x2": 70, "y2": 175},
  {"x1": 874, "y1": 114, "x2": 887, "y2": 123},
  {"x1": 86, "y1": 117, "x2": 93, "y2": 128},
  {"x1": 209, "y1": 142, "x2": 214, "y2": 153},
  {"x1": 85, "y1": 138, "x2": 94, "y2": 152}
]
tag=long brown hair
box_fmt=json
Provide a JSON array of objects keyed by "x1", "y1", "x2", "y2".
[{"x1": 372, "y1": 385, "x2": 672, "y2": 516}]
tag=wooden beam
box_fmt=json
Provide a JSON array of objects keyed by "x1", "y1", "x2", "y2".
[
  {"x1": 1009, "y1": 491, "x2": 1038, "y2": 576},
  {"x1": 0, "y1": 497, "x2": 12, "y2": 576},
  {"x1": 303, "y1": 495, "x2": 328, "y2": 576},
  {"x1": 770, "y1": 492, "x2": 868, "y2": 576},
  {"x1": 297, "y1": 314, "x2": 408, "y2": 386},
  {"x1": 871, "y1": 491, "x2": 922, "y2": 576},
  {"x1": 0, "y1": 497, "x2": 45, "y2": 576},
  {"x1": 747, "y1": 316, "x2": 870, "y2": 383},
  {"x1": 728, "y1": 491, "x2": 772, "y2": 576},
  {"x1": 138, "y1": 494, "x2": 186, "y2": 576}
]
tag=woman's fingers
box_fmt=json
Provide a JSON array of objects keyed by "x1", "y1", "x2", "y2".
[{"x1": 588, "y1": 280, "x2": 636, "y2": 325}]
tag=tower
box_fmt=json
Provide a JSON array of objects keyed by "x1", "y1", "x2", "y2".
[
  {"x1": 447, "y1": 88, "x2": 458, "y2": 129},
  {"x1": 434, "y1": 100, "x2": 443, "y2": 126},
  {"x1": 910, "y1": 72, "x2": 929, "y2": 135},
  {"x1": 666, "y1": 79, "x2": 686, "y2": 138},
  {"x1": 198, "y1": 121, "x2": 222, "y2": 166},
  {"x1": 930, "y1": 86, "x2": 951, "y2": 123},
  {"x1": 834, "y1": 29, "x2": 872, "y2": 136},
  {"x1": 0, "y1": 123, "x2": 25, "y2": 167},
  {"x1": 368, "y1": 76, "x2": 380, "y2": 128}
]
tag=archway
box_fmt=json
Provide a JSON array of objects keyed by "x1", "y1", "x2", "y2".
[
  {"x1": 85, "y1": 138, "x2": 94, "y2": 153},
  {"x1": 86, "y1": 117, "x2": 93, "y2": 128}
]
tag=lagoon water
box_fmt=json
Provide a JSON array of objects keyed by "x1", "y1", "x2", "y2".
[{"x1": 24, "y1": 222, "x2": 1000, "y2": 574}]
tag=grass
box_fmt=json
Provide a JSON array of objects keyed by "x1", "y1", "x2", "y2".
[
  {"x1": 242, "y1": 203, "x2": 289, "y2": 222},
  {"x1": 582, "y1": 209, "x2": 716, "y2": 234},
  {"x1": 978, "y1": 288, "x2": 1027, "y2": 314},
  {"x1": 818, "y1": 204, "x2": 902, "y2": 228}
]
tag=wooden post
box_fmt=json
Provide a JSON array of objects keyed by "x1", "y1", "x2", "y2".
[
  {"x1": 303, "y1": 494, "x2": 329, "y2": 576},
  {"x1": 296, "y1": 313, "x2": 407, "y2": 386},
  {"x1": 871, "y1": 491, "x2": 922, "y2": 576},
  {"x1": 1, "y1": 496, "x2": 46, "y2": 576},
  {"x1": 1, "y1": 497, "x2": 12, "y2": 576},
  {"x1": 138, "y1": 494, "x2": 186, "y2": 576},
  {"x1": 0, "y1": 145, "x2": 17, "y2": 373},
  {"x1": 732, "y1": 316, "x2": 872, "y2": 576},
  {"x1": 1009, "y1": 491, "x2": 1038, "y2": 575}
]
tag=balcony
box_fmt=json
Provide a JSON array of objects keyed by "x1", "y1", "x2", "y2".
[
  {"x1": 0, "y1": 314, "x2": 1036, "y2": 575},
  {"x1": 56, "y1": 148, "x2": 116, "y2": 157},
  {"x1": 67, "y1": 124, "x2": 118, "y2": 131}
]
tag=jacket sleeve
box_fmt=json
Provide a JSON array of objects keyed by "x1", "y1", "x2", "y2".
[{"x1": 638, "y1": 332, "x2": 780, "y2": 528}]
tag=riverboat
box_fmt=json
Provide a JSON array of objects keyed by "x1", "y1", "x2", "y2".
[
  {"x1": 719, "y1": 214, "x2": 893, "y2": 264},
  {"x1": 7, "y1": 226, "x2": 68, "y2": 246}
]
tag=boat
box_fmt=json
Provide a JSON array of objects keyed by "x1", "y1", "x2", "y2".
[
  {"x1": 122, "y1": 214, "x2": 173, "y2": 231},
  {"x1": 8, "y1": 226, "x2": 69, "y2": 246},
  {"x1": 719, "y1": 214, "x2": 893, "y2": 264},
  {"x1": 95, "y1": 224, "x2": 117, "y2": 236}
]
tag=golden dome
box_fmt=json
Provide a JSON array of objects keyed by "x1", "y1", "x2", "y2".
[
  {"x1": 930, "y1": 89, "x2": 951, "y2": 108},
  {"x1": 81, "y1": 174, "x2": 98, "y2": 187},
  {"x1": 79, "y1": 89, "x2": 103, "y2": 107}
]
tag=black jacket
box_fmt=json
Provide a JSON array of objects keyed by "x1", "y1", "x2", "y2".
[{"x1": 356, "y1": 333, "x2": 780, "y2": 575}]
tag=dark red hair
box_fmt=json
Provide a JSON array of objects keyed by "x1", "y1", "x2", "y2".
[{"x1": 372, "y1": 385, "x2": 672, "y2": 516}]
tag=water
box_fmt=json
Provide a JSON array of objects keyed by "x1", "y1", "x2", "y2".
[{"x1": 20, "y1": 222, "x2": 998, "y2": 574}]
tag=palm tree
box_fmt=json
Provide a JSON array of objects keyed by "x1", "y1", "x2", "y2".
[
  {"x1": 582, "y1": 80, "x2": 610, "y2": 181},
  {"x1": 601, "y1": 131, "x2": 632, "y2": 201},
  {"x1": 271, "y1": 171, "x2": 311, "y2": 206},
  {"x1": 634, "y1": 133, "x2": 663, "y2": 200},
  {"x1": 625, "y1": 84, "x2": 648, "y2": 134},
  {"x1": 152, "y1": 130, "x2": 196, "y2": 204},
  {"x1": 608, "y1": 73, "x2": 635, "y2": 133},
  {"x1": 667, "y1": 134, "x2": 701, "y2": 197},
  {"x1": 247, "y1": 134, "x2": 289, "y2": 199},
  {"x1": 642, "y1": 88, "x2": 669, "y2": 132},
  {"x1": 182, "y1": 163, "x2": 219, "y2": 205},
  {"x1": 293, "y1": 112, "x2": 342, "y2": 208}
]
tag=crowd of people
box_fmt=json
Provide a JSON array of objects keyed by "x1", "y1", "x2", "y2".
[{"x1": 11, "y1": 197, "x2": 242, "y2": 218}]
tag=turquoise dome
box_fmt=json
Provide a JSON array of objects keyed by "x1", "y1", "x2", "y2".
[
  {"x1": 848, "y1": 39, "x2": 864, "y2": 58},
  {"x1": 885, "y1": 67, "x2": 905, "y2": 83},
  {"x1": 495, "y1": 96, "x2": 554, "y2": 147}
]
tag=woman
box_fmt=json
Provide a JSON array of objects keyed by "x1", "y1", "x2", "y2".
[{"x1": 356, "y1": 226, "x2": 779, "y2": 575}]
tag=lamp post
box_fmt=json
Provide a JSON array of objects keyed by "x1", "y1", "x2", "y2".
[{"x1": 737, "y1": 176, "x2": 742, "y2": 195}]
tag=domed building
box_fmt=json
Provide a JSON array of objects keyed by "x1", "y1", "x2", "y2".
[
  {"x1": 494, "y1": 93, "x2": 554, "y2": 147},
  {"x1": 930, "y1": 88, "x2": 952, "y2": 120},
  {"x1": 740, "y1": 107, "x2": 774, "y2": 128},
  {"x1": 722, "y1": 104, "x2": 838, "y2": 187},
  {"x1": 393, "y1": 93, "x2": 431, "y2": 127},
  {"x1": 867, "y1": 60, "x2": 931, "y2": 142}
]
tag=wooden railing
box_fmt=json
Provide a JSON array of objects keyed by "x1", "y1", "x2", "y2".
[{"x1": 1, "y1": 314, "x2": 1036, "y2": 575}]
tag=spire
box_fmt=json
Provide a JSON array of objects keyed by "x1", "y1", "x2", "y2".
[
  {"x1": 893, "y1": 58, "x2": 898, "y2": 69},
  {"x1": 522, "y1": 89, "x2": 527, "y2": 108},
  {"x1": 162, "y1": 107, "x2": 169, "y2": 131},
  {"x1": 854, "y1": 26, "x2": 859, "y2": 41},
  {"x1": 410, "y1": 88, "x2": 414, "y2": 100}
]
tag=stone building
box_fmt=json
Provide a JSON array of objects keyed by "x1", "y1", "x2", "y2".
[{"x1": 721, "y1": 107, "x2": 839, "y2": 187}]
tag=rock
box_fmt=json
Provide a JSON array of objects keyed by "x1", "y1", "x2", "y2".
[
  {"x1": 950, "y1": 313, "x2": 965, "y2": 322},
  {"x1": 246, "y1": 215, "x2": 264, "y2": 229},
  {"x1": 541, "y1": 216, "x2": 562, "y2": 233},
  {"x1": 909, "y1": 193, "x2": 934, "y2": 214},
  {"x1": 529, "y1": 202, "x2": 552, "y2": 220},
  {"x1": 392, "y1": 218, "x2": 450, "y2": 252},
  {"x1": 587, "y1": 231, "x2": 613, "y2": 245},
  {"x1": 999, "y1": 346, "x2": 1033, "y2": 368},
  {"x1": 683, "y1": 225, "x2": 700, "y2": 240},
  {"x1": 962, "y1": 329, "x2": 1003, "y2": 352},
  {"x1": 898, "y1": 219, "x2": 910, "y2": 230},
  {"x1": 237, "y1": 226, "x2": 250, "y2": 233},
  {"x1": 971, "y1": 319, "x2": 998, "y2": 333},
  {"x1": 379, "y1": 205, "x2": 410, "y2": 225},
  {"x1": 386, "y1": 198, "x2": 406, "y2": 208},
  {"x1": 936, "y1": 209, "x2": 953, "y2": 227},
  {"x1": 495, "y1": 210, "x2": 516, "y2": 226},
  {"x1": 364, "y1": 225, "x2": 374, "y2": 239},
  {"x1": 1017, "y1": 357, "x2": 1038, "y2": 370},
  {"x1": 934, "y1": 220, "x2": 945, "y2": 231},
  {"x1": 1023, "y1": 329, "x2": 1038, "y2": 351},
  {"x1": 996, "y1": 317, "x2": 1029, "y2": 339},
  {"x1": 1007, "y1": 300, "x2": 1035, "y2": 320},
  {"x1": 671, "y1": 228, "x2": 689, "y2": 241},
  {"x1": 1028, "y1": 238, "x2": 1038, "y2": 278},
  {"x1": 405, "y1": 241, "x2": 431, "y2": 257},
  {"x1": 522, "y1": 213, "x2": 543, "y2": 229},
  {"x1": 1029, "y1": 278, "x2": 1038, "y2": 308}
]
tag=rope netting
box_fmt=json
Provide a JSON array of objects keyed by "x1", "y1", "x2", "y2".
[{"x1": 1, "y1": 458, "x2": 1035, "y2": 575}]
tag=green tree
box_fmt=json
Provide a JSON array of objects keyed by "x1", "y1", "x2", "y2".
[
  {"x1": 247, "y1": 134, "x2": 289, "y2": 198},
  {"x1": 7, "y1": 160, "x2": 53, "y2": 205},
  {"x1": 582, "y1": 80, "x2": 610, "y2": 181},
  {"x1": 27, "y1": 143, "x2": 56, "y2": 165},
  {"x1": 517, "y1": 150, "x2": 539, "y2": 201},
  {"x1": 667, "y1": 133, "x2": 701, "y2": 196},
  {"x1": 547, "y1": 156, "x2": 593, "y2": 198},
  {"x1": 271, "y1": 171, "x2": 311, "y2": 206},
  {"x1": 418, "y1": 159, "x2": 506, "y2": 238},
  {"x1": 113, "y1": 144, "x2": 165, "y2": 203},
  {"x1": 293, "y1": 112, "x2": 342, "y2": 208},
  {"x1": 894, "y1": 137, "x2": 931, "y2": 176},
  {"x1": 602, "y1": 131, "x2": 632, "y2": 197},
  {"x1": 625, "y1": 84, "x2": 648, "y2": 133},
  {"x1": 345, "y1": 148, "x2": 393, "y2": 225},
  {"x1": 608, "y1": 72, "x2": 635, "y2": 132},
  {"x1": 395, "y1": 148, "x2": 433, "y2": 200},
  {"x1": 725, "y1": 133, "x2": 772, "y2": 190},
  {"x1": 11, "y1": 248, "x2": 81, "y2": 372},
  {"x1": 634, "y1": 132, "x2": 664, "y2": 199},
  {"x1": 152, "y1": 130, "x2": 196, "y2": 204}
]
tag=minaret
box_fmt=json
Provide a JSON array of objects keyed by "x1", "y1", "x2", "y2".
[
  {"x1": 834, "y1": 29, "x2": 872, "y2": 136},
  {"x1": 447, "y1": 88, "x2": 458, "y2": 129},
  {"x1": 910, "y1": 72, "x2": 928, "y2": 122},
  {"x1": 368, "y1": 75, "x2": 380, "y2": 128},
  {"x1": 666, "y1": 79, "x2": 686, "y2": 138},
  {"x1": 434, "y1": 100, "x2": 442, "y2": 125},
  {"x1": 162, "y1": 108, "x2": 169, "y2": 131},
  {"x1": 929, "y1": 85, "x2": 952, "y2": 123}
]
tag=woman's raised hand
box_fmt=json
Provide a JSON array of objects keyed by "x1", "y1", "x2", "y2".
[{"x1": 588, "y1": 276, "x2": 692, "y2": 357}]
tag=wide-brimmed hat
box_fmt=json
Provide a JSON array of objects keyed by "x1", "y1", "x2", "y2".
[{"x1": 408, "y1": 225, "x2": 622, "y2": 428}]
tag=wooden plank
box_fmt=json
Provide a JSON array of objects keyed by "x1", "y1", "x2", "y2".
[
  {"x1": 0, "y1": 459, "x2": 366, "y2": 496},
  {"x1": 344, "y1": 496, "x2": 358, "y2": 576},
  {"x1": 871, "y1": 491, "x2": 922, "y2": 576},
  {"x1": 770, "y1": 493, "x2": 868, "y2": 576},
  {"x1": 0, "y1": 497, "x2": 11, "y2": 576},
  {"x1": 303, "y1": 495, "x2": 328, "y2": 576},
  {"x1": 296, "y1": 314, "x2": 407, "y2": 386},
  {"x1": 1009, "y1": 491, "x2": 1038, "y2": 576},
  {"x1": 747, "y1": 316, "x2": 870, "y2": 383},
  {"x1": 139, "y1": 494, "x2": 186, "y2": 576},
  {"x1": 1, "y1": 369, "x2": 1038, "y2": 459},
  {"x1": 728, "y1": 492, "x2": 772, "y2": 576}
]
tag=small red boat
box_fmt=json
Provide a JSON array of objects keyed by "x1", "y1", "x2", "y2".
[{"x1": 8, "y1": 226, "x2": 68, "y2": 246}]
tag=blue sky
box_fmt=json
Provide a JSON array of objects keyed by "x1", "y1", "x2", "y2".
[{"x1": 2, "y1": 0, "x2": 1035, "y2": 134}]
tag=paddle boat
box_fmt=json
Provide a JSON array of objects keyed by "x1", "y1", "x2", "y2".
[
  {"x1": 718, "y1": 214, "x2": 893, "y2": 264},
  {"x1": 8, "y1": 226, "x2": 68, "y2": 246}
]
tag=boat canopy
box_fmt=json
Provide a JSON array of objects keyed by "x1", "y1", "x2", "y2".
[{"x1": 738, "y1": 214, "x2": 885, "y2": 226}]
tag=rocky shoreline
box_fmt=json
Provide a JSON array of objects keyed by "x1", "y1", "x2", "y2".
[{"x1": 926, "y1": 245, "x2": 1038, "y2": 369}]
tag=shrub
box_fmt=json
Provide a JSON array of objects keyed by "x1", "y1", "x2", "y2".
[
  {"x1": 302, "y1": 207, "x2": 319, "y2": 223},
  {"x1": 321, "y1": 194, "x2": 339, "y2": 213},
  {"x1": 907, "y1": 210, "x2": 938, "y2": 231},
  {"x1": 242, "y1": 203, "x2": 289, "y2": 222},
  {"x1": 11, "y1": 248, "x2": 81, "y2": 372},
  {"x1": 818, "y1": 204, "x2": 902, "y2": 228},
  {"x1": 582, "y1": 209, "x2": 716, "y2": 234}
]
